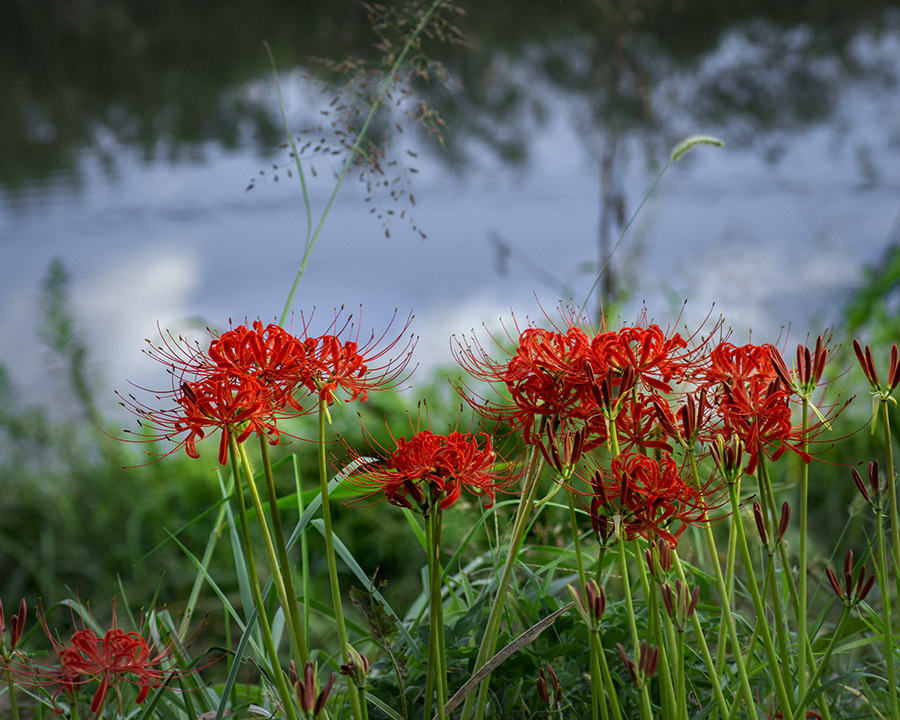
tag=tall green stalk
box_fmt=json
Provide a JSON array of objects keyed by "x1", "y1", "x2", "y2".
[
  {"x1": 462, "y1": 443, "x2": 546, "y2": 720},
  {"x1": 274, "y1": 0, "x2": 449, "y2": 325},
  {"x1": 315, "y1": 400, "x2": 363, "y2": 720},
  {"x1": 728, "y1": 483, "x2": 794, "y2": 718},
  {"x1": 237, "y1": 443, "x2": 307, "y2": 667},
  {"x1": 874, "y1": 486, "x2": 900, "y2": 720},
  {"x1": 259, "y1": 437, "x2": 310, "y2": 665},
  {"x1": 228, "y1": 434, "x2": 299, "y2": 720}
]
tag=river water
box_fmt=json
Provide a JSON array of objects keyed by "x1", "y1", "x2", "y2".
[{"x1": 2, "y1": 6, "x2": 899, "y2": 416}]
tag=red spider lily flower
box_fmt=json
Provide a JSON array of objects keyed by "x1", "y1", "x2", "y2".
[
  {"x1": 454, "y1": 308, "x2": 702, "y2": 446},
  {"x1": 119, "y1": 313, "x2": 414, "y2": 464},
  {"x1": 587, "y1": 324, "x2": 691, "y2": 395},
  {"x1": 587, "y1": 452, "x2": 715, "y2": 545},
  {"x1": 349, "y1": 429, "x2": 512, "y2": 513},
  {"x1": 702, "y1": 341, "x2": 844, "y2": 475},
  {"x1": 121, "y1": 371, "x2": 282, "y2": 466},
  {"x1": 16, "y1": 605, "x2": 207, "y2": 715}
]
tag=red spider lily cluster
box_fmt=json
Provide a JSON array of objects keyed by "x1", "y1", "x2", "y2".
[
  {"x1": 454, "y1": 309, "x2": 843, "y2": 545},
  {"x1": 349, "y1": 429, "x2": 511, "y2": 513},
  {"x1": 119, "y1": 314, "x2": 414, "y2": 465},
  {"x1": 9, "y1": 606, "x2": 204, "y2": 715}
]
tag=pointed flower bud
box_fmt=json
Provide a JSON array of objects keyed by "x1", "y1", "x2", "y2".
[
  {"x1": 826, "y1": 550, "x2": 876, "y2": 607},
  {"x1": 617, "y1": 640, "x2": 659, "y2": 691},
  {"x1": 294, "y1": 661, "x2": 335, "y2": 718},
  {"x1": 661, "y1": 579, "x2": 700, "y2": 632},
  {"x1": 753, "y1": 501, "x2": 769, "y2": 547},
  {"x1": 569, "y1": 579, "x2": 606, "y2": 631},
  {"x1": 712, "y1": 435, "x2": 744, "y2": 484},
  {"x1": 340, "y1": 645, "x2": 370, "y2": 689},
  {"x1": 536, "y1": 664, "x2": 562, "y2": 708}
]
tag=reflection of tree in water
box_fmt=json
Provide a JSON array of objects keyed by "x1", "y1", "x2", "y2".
[
  {"x1": 4, "y1": 1, "x2": 898, "y2": 221},
  {"x1": 424, "y1": 0, "x2": 899, "y2": 304}
]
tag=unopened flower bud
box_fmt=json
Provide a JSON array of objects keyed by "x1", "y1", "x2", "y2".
[
  {"x1": 340, "y1": 645, "x2": 370, "y2": 689},
  {"x1": 536, "y1": 664, "x2": 562, "y2": 708}
]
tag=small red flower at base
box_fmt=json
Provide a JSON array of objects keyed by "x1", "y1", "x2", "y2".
[{"x1": 14, "y1": 605, "x2": 208, "y2": 715}]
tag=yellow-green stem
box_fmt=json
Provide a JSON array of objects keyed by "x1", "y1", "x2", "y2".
[
  {"x1": 6, "y1": 670, "x2": 19, "y2": 720},
  {"x1": 238, "y1": 443, "x2": 304, "y2": 665},
  {"x1": 463, "y1": 442, "x2": 546, "y2": 720},
  {"x1": 875, "y1": 485, "x2": 900, "y2": 720},
  {"x1": 595, "y1": 628, "x2": 623, "y2": 720},
  {"x1": 791, "y1": 605, "x2": 851, "y2": 720},
  {"x1": 566, "y1": 487, "x2": 588, "y2": 596},
  {"x1": 315, "y1": 400, "x2": 363, "y2": 720},
  {"x1": 617, "y1": 538, "x2": 641, "y2": 652},
  {"x1": 729, "y1": 483, "x2": 794, "y2": 718},
  {"x1": 798, "y1": 399, "x2": 810, "y2": 709},
  {"x1": 881, "y1": 400, "x2": 900, "y2": 619},
  {"x1": 652, "y1": 584, "x2": 677, "y2": 720},
  {"x1": 671, "y1": 552, "x2": 732, "y2": 719},
  {"x1": 228, "y1": 435, "x2": 299, "y2": 720},
  {"x1": 259, "y1": 437, "x2": 310, "y2": 665}
]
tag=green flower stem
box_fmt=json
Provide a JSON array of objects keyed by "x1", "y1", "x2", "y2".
[
  {"x1": 293, "y1": 455, "x2": 312, "y2": 650},
  {"x1": 764, "y1": 547, "x2": 794, "y2": 705},
  {"x1": 315, "y1": 400, "x2": 363, "y2": 720},
  {"x1": 874, "y1": 488, "x2": 900, "y2": 720},
  {"x1": 791, "y1": 604, "x2": 852, "y2": 720},
  {"x1": 5, "y1": 670, "x2": 19, "y2": 720},
  {"x1": 617, "y1": 537, "x2": 641, "y2": 652},
  {"x1": 798, "y1": 399, "x2": 810, "y2": 709},
  {"x1": 228, "y1": 435, "x2": 299, "y2": 720},
  {"x1": 670, "y1": 553, "x2": 731, "y2": 720},
  {"x1": 755, "y1": 455, "x2": 829, "y2": 718},
  {"x1": 463, "y1": 442, "x2": 546, "y2": 720},
  {"x1": 237, "y1": 443, "x2": 305, "y2": 666},
  {"x1": 425, "y1": 506, "x2": 448, "y2": 720},
  {"x1": 259, "y1": 437, "x2": 310, "y2": 665},
  {"x1": 677, "y1": 514, "x2": 756, "y2": 715},
  {"x1": 683, "y1": 450, "x2": 736, "y2": 720},
  {"x1": 652, "y1": 585, "x2": 677, "y2": 720},
  {"x1": 566, "y1": 487, "x2": 588, "y2": 595},
  {"x1": 729, "y1": 483, "x2": 794, "y2": 718},
  {"x1": 588, "y1": 629, "x2": 602, "y2": 720},
  {"x1": 593, "y1": 627, "x2": 623, "y2": 720},
  {"x1": 880, "y1": 399, "x2": 900, "y2": 619}
]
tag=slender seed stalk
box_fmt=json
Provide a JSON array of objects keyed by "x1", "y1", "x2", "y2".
[
  {"x1": 595, "y1": 629, "x2": 623, "y2": 720},
  {"x1": 228, "y1": 435, "x2": 299, "y2": 720},
  {"x1": 277, "y1": 0, "x2": 448, "y2": 323},
  {"x1": 315, "y1": 400, "x2": 363, "y2": 720}
]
